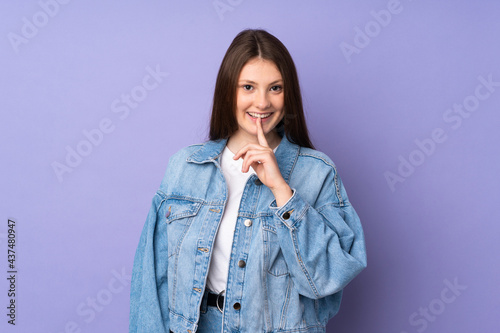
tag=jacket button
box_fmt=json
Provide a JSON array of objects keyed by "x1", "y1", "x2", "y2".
[
  {"x1": 282, "y1": 211, "x2": 291, "y2": 220},
  {"x1": 238, "y1": 260, "x2": 246, "y2": 268},
  {"x1": 244, "y1": 219, "x2": 252, "y2": 227},
  {"x1": 233, "y1": 302, "x2": 241, "y2": 310},
  {"x1": 254, "y1": 178, "x2": 262, "y2": 185}
]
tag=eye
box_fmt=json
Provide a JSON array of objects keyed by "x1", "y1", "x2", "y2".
[
  {"x1": 270, "y1": 85, "x2": 283, "y2": 92},
  {"x1": 242, "y1": 84, "x2": 253, "y2": 91}
]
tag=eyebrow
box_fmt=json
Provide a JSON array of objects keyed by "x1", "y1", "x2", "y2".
[{"x1": 239, "y1": 79, "x2": 283, "y2": 85}]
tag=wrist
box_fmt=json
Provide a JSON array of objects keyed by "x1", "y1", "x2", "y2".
[
  {"x1": 271, "y1": 182, "x2": 293, "y2": 207},
  {"x1": 270, "y1": 180, "x2": 289, "y2": 193}
]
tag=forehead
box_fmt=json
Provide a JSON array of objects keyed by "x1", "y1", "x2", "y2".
[{"x1": 238, "y1": 58, "x2": 282, "y2": 81}]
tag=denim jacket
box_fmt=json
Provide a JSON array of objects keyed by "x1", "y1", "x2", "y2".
[{"x1": 129, "y1": 133, "x2": 367, "y2": 333}]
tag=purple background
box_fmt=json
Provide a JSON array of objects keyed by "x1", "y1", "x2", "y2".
[{"x1": 1, "y1": 1, "x2": 499, "y2": 332}]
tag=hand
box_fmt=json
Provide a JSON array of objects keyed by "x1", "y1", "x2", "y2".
[{"x1": 233, "y1": 117, "x2": 290, "y2": 195}]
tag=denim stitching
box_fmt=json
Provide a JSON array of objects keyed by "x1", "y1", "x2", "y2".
[{"x1": 290, "y1": 228, "x2": 320, "y2": 298}]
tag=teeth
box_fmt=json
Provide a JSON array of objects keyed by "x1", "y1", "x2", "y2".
[{"x1": 248, "y1": 112, "x2": 272, "y2": 119}]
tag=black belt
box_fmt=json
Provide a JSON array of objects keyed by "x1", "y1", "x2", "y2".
[{"x1": 207, "y1": 290, "x2": 225, "y2": 311}]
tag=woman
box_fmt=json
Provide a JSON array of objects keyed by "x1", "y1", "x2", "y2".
[{"x1": 129, "y1": 29, "x2": 367, "y2": 333}]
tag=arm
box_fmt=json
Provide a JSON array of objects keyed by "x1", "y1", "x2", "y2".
[
  {"x1": 129, "y1": 192, "x2": 169, "y2": 333},
  {"x1": 269, "y1": 167, "x2": 367, "y2": 299}
]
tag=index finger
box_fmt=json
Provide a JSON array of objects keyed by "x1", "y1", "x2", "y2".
[{"x1": 255, "y1": 117, "x2": 269, "y2": 148}]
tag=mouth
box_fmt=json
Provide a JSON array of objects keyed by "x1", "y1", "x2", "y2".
[{"x1": 246, "y1": 112, "x2": 273, "y2": 119}]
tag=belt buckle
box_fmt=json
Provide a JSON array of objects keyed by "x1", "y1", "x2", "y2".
[{"x1": 216, "y1": 289, "x2": 225, "y2": 313}]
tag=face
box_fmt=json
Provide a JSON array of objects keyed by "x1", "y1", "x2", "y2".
[{"x1": 233, "y1": 58, "x2": 285, "y2": 143}]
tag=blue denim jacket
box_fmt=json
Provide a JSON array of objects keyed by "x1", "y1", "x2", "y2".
[{"x1": 129, "y1": 133, "x2": 367, "y2": 333}]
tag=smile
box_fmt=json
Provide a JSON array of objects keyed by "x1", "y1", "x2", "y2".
[{"x1": 247, "y1": 112, "x2": 272, "y2": 119}]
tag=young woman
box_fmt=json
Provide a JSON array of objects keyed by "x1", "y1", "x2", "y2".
[{"x1": 129, "y1": 29, "x2": 367, "y2": 333}]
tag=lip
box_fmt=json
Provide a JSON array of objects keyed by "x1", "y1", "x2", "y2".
[{"x1": 246, "y1": 112, "x2": 274, "y2": 123}]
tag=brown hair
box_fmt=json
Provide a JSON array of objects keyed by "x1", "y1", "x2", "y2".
[{"x1": 209, "y1": 29, "x2": 315, "y2": 149}]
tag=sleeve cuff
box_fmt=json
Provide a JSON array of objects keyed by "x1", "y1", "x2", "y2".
[{"x1": 268, "y1": 187, "x2": 309, "y2": 229}]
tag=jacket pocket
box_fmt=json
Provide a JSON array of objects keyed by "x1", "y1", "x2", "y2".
[
  {"x1": 164, "y1": 197, "x2": 202, "y2": 258},
  {"x1": 262, "y1": 216, "x2": 290, "y2": 277}
]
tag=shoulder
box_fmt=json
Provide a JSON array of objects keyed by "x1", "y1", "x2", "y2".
[
  {"x1": 158, "y1": 141, "x2": 208, "y2": 192},
  {"x1": 294, "y1": 146, "x2": 350, "y2": 206},
  {"x1": 168, "y1": 142, "x2": 205, "y2": 164},
  {"x1": 161, "y1": 141, "x2": 206, "y2": 176},
  {"x1": 296, "y1": 146, "x2": 337, "y2": 171}
]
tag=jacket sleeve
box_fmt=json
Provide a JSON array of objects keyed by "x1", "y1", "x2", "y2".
[
  {"x1": 268, "y1": 165, "x2": 367, "y2": 299},
  {"x1": 129, "y1": 191, "x2": 169, "y2": 333}
]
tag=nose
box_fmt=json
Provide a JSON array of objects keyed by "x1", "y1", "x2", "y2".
[{"x1": 254, "y1": 90, "x2": 271, "y2": 110}]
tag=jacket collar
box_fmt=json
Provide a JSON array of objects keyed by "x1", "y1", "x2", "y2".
[{"x1": 186, "y1": 134, "x2": 300, "y2": 183}]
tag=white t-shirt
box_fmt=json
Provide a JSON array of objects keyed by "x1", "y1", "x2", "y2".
[{"x1": 206, "y1": 143, "x2": 279, "y2": 294}]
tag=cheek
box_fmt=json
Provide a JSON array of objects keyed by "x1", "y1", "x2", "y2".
[
  {"x1": 272, "y1": 95, "x2": 285, "y2": 109},
  {"x1": 236, "y1": 93, "x2": 251, "y2": 108},
  {"x1": 273, "y1": 97, "x2": 285, "y2": 116}
]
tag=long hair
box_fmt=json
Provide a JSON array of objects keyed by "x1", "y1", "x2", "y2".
[{"x1": 209, "y1": 29, "x2": 314, "y2": 149}]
